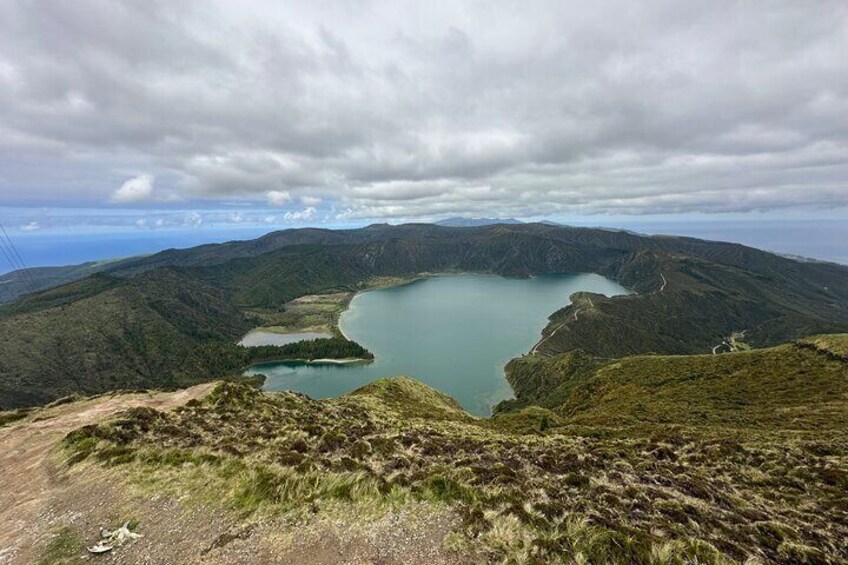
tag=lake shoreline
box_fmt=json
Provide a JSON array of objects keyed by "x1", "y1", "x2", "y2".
[
  {"x1": 239, "y1": 330, "x2": 334, "y2": 347},
  {"x1": 251, "y1": 356, "x2": 373, "y2": 366},
  {"x1": 241, "y1": 271, "x2": 602, "y2": 344},
  {"x1": 241, "y1": 275, "x2": 428, "y2": 344},
  {"x1": 249, "y1": 273, "x2": 630, "y2": 416}
]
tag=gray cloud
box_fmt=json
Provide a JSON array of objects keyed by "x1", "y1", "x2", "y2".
[{"x1": 1, "y1": 0, "x2": 847, "y2": 218}]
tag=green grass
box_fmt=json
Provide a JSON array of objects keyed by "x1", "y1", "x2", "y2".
[
  {"x1": 798, "y1": 333, "x2": 848, "y2": 359},
  {"x1": 37, "y1": 527, "x2": 84, "y2": 565},
  {"x1": 503, "y1": 337, "x2": 848, "y2": 430},
  {"x1": 0, "y1": 407, "x2": 31, "y2": 427},
  {"x1": 349, "y1": 376, "x2": 470, "y2": 421}
]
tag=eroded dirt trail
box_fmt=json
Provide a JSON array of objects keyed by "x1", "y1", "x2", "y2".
[
  {"x1": 0, "y1": 383, "x2": 215, "y2": 563},
  {"x1": 0, "y1": 384, "x2": 471, "y2": 564}
]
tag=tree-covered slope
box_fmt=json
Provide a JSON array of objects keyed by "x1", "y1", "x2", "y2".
[
  {"x1": 534, "y1": 248, "x2": 848, "y2": 357},
  {"x1": 0, "y1": 257, "x2": 135, "y2": 305},
  {"x1": 0, "y1": 268, "x2": 372, "y2": 409},
  {"x1": 0, "y1": 269, "x2": 253, "y2": 408}
]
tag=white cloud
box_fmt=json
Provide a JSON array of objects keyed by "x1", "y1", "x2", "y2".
[
  {"x1": 266, "y1": 190, "x2": 292, "y2": 207},
  {"x1": 283, "y1": 207, "x2": 317, "y2": 221},
  {"x1": 111, "y1": 175, "x2": 154, "y2": 204},
  {"x1": 183, "y1": 212, "x2": 203, "y2": 228},
  {"x1": 300, "y1": 196, "x2": 322, "y2": 206},
  {"x1": 19, "y1": 221, "x2": 39, "y2": 231},
  {"x1": 2, "y1": 2, "x2": 848, "y2": 218}
]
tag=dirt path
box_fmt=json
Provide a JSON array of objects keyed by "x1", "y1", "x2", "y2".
[
  {"x1": 0, "y1": 383, "x2": 216, "y2": 562},
  {"x1": 712, "y1": 342, "x2": 728, "y2": 355},
  {"x1": 0, "y1": 383, "x2": 473, "y2": 564},
  {"x1": 531, "y1": 296, "x2": 595, "y2": 355}
]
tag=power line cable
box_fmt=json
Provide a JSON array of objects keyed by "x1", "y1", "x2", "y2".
[
  {"x1": 0, "y1": 232, "x2": 31, "y2": 291},
  {"x1": 0, "y1": 229, "x2": 23, "y2": 272},
  {"x1": 0, "y1": 238, "x2": 34, "y2": 294},
  {"x1": 0, "y1": 234, "x2": 19, "y2": 273},
  {"x1": 0, "y1": 241, "x2": 32, "y2": 298},
  {"x1": 0, "y1": 224, "x2": 22, "y2": 269},
  {"x1": 0, "y1": 222, "x2": 38, "y2": 293}
]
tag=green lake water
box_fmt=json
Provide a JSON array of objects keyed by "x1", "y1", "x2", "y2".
[{"x1": 250, "y1": 273, "x2": 629, "y2": 416}]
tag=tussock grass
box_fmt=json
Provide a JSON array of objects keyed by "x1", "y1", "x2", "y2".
[
  {"x1": 62, "y1": 342, "x2": 848, "y2": 565},
  {"x1": 0, "y1": 407, "x2": 31, "y2": 427}
]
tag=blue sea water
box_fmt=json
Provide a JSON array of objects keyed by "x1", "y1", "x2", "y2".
[
  {"x1": 0, "y1": 228, "x2": 271, "y2": 274},
  {"x1": 606, "y1": 219, "x2": 848, "y2": 266}
]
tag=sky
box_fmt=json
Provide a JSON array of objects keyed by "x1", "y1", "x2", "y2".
[{"x1": 0, "y1": 0, "x2": 847, "y2": 235}]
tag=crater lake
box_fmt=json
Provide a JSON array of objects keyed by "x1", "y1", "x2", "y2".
[{"x1": 248, "y1": 273, "x2": 629, "y2": 416}]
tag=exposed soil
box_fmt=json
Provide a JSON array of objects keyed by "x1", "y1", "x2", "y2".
[
  {"x1": 0, "y1": 384, "x2": 471, "y2": 564},
  {"x1": 0, "y1": 384, "x2": 216, "y2": 563}
]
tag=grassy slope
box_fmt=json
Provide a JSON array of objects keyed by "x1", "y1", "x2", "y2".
[
  {"x1": 502, "y1": 336, "x2": 848, "y2": 430},
  {"x1": 63, "y1": 336, "x2": 848, "y2": 563}
]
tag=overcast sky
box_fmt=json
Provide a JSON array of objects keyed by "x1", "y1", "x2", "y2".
[{"x1": 1, "y1": 0, "x2": 847, "y2": 228}]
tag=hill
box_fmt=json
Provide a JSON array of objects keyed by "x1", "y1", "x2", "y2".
[
  {"x1": 2, "y1": 223, "x2": 848, "y2": 408},
  {"x1": 501, "y1": 335, "x2": 848, "y2": 430},
  {"x1": 0, "y1": 257, "x2": 135, "y2": 305},
  {"x1": 0, "y1": 268, "x2": 371, "y2": 409},
  {"x1": 3, "y1": 335, "x2": 845, "y2": 563}
]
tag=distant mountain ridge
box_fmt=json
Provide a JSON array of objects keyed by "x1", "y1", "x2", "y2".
[{"x1": 435, "y1": 217, "x2": 523, "y2": 227}]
